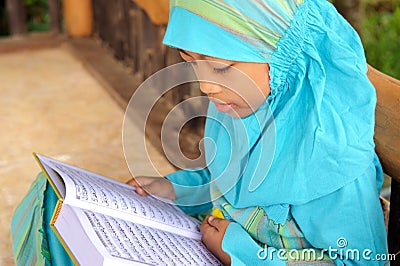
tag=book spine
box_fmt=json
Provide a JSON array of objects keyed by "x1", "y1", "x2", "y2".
[
  {"x1": 33, "y1": 153, "x2": 64, "y2": 200},
  {"x1": 49, "y1": 201, "x2": 80, "y2": 265}
]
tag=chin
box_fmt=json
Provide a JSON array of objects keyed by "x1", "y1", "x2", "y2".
[{"x1": 228, "y1": 108, "x2": 254, "y2": 118}]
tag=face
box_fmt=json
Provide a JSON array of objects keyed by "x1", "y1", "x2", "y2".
[{"x1": 179, "y1": 50, "x2": 271, "y2": 118}]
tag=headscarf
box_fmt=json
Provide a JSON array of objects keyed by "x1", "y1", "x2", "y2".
[
  {"x1": 164, "y1": 0, "x2": 303, "y2": 62},
  {"x1": 163, "y1": 0, "x2": 382, "y2": 207}
]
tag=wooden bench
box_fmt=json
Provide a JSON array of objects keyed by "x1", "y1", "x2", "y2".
[{"x1": 368, "y1": 66, "x2": 400, "y2": 258}]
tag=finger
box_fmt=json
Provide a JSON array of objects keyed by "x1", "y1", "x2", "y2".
[
  {"x1": 200, "y1": 217, "x2": 211, "y2": 233},
  {"x1": 126, "y1": 178, "x2": 150, "y2": 196},
  {"x1": 126, "y1": 178, "x2": 138, "y2": 186},
  {"x1": 140, "y1": 181, "x2": 163, "y2": 196},
  {"x1": 142, "y1": 178, "x2": 175, "y2": 199},
  {"x1": 127, "y1": 177, "x2": 148, "y2": 188},
  {"x1": 200, "y1": 224, "x2": 217, "y2": 244},
  {"x1": 207, "y1": 216, "x2": 229, "y2": 231},
  {"x1": 133, "y1": 176, "x2": 154, "y2": 186},
  {"x1": 203, "y1": 215, "x2": 211, "y2": 224},
  {"x1": 135, "y1": 176, "x2": 165, "y2": 190},
  {"x1": 132, "y1": 176, "x2": 157, "y2": 190},
  {"x1": 127, "y1": 178, "x2": 141, "y2": 190},
  {"x1": 135, "y1": 186, "x2": 149, "y2": 196}
]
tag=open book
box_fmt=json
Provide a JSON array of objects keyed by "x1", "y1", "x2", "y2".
[{"x1": 35, "y1": 153, "x2": 221, "y2": 265}]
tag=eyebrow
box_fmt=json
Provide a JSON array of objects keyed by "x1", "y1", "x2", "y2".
[
  {"x1": 178, "y1": 49, "x2": 208, "y2": 60},
  {"x1": 178, "y1": 49, "x2": 235, "y2": 67}
]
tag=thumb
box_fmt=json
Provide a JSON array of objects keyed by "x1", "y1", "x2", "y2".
[
  {"x1": 134, "y1": 176, "x2": 155, "y2": 187},
  {"x1": 207, "y1": 216, "x2": 225, "y2": 229}
]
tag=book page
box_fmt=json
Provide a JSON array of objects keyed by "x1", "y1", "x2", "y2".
[
  {"x1": 35, "y1": 153, "x2": 66, "y2": 199},
  {"x1": 53, "y1": 203, "x2": 152, "y2": 265},
  {"x1": 73, "y1": 207, "x2": 222, "y2": 265},
  {"x1": 36, "y1": 154, "x2": 202, "y2": 239}
]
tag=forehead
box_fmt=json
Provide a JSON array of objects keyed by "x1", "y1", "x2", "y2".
[{"x1": 179, "y1": 49, "x2": 236, "y2": 65}]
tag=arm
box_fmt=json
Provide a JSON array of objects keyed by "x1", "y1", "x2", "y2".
[
  {"x1": 201, "y1": 216, "x2": 232, "y2": 265},
  {"x1": 127, "y1": 167, "x2": 212, "y2": 214},
  {"x1": 165, "y1": 168, "x2": 212, "y2": 214},
  {"x1": 221, "y1": 222, "x2": 334, "y2": 265},
  {"x1": 220, "y1": 166, "x2": 387, "y2": 265},
  {"x1": 291, "y1": 167, "x2": 388, "y2": 265}
]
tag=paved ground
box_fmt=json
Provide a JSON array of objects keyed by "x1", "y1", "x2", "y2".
[{"x1": 0, "y1": 38, "x2": 174, "y2": 265}]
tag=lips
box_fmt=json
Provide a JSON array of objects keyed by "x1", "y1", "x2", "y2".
[{"x1": 213, "y1": 102, "x2": 234, "y2": 113}]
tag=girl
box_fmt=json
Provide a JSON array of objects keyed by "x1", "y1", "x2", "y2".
[{"x1": 129, "y1": 0, "x2": 388, "y2": 265}]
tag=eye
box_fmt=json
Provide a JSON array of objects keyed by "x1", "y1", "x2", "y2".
[
  {"x1": 183, "y1": 61, "x2": 197, "y2": 69},
  {"x1": 213, "y1": 65, "x2": 231, "y2": 74}
]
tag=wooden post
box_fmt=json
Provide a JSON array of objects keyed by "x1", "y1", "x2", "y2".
[
  {"x1": 112, "y1": 0, "x2": 129, "y2": 61},
  {"x1": 5, "y1": 0, "x2": 27, "y2": 35},
  {"x1": 128, "y1": 7, "x2": 139, "y2": 72},
  {"x1": 388, "y1": 179, "x2": 400, "y2": 258},
  {"x1": 48, "y1": 0, "x2": 61, "y2": 33},
  {"x1": 63, "y1": 0, "x2": 93, "y2": 37}
]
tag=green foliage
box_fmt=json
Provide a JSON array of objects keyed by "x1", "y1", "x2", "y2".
[
  {"x1": 24, "y1": 0, "x2": 50, "y2": 32},
  {"x1": 362, "y1": 1, "x2": 400, "y2": 79},
  {"x1": 0, "y1": 0, "x2": 9, "y2": 36}
]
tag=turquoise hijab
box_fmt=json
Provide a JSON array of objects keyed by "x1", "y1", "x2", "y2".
[{"x1": 163, "y1": 0, "x2": 382, "y2": 206}]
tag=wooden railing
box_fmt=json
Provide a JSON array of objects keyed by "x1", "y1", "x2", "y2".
[
  {"x1": 368, "y1": 66, "x2": 400, "y2": 256},
  {"x1": 92, "y1": 0, "x2": 204, "y2": 163},
  {"x1": 92, "y1": 0, "x2": 183, "y2": 96}
]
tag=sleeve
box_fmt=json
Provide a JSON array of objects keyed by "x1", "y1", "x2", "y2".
[
  {"x1": 291, "y1": 167, "x2": 389, "y2": 265},
  {"x1": 222, "y1": 222, "x2": 335, "y2": 265},
  {"x1": 165, "y1": 168, "x2": 212, "y2": 214}
]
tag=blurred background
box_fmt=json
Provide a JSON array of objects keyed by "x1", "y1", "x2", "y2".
[
  {"x1": 0, "y1": 0, "x2": 399, "y2": 265},
  {"x1": 1, "y1": 0, "x2": 399, "y2": 78}
]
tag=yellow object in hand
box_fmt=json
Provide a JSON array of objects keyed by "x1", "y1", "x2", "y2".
[{"x1": 212, "y1": 208, "x2": 225, "y2": 219}]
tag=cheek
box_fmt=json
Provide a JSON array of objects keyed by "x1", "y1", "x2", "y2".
[
  {"x1": 255, "y1": 67, "x2": 271, "y2": 98},
  {"x1": 240, "y1": 75, "x2": 270, "y2": 110},
  {"x1": 261, "y1": 79, "x2": 271, "y2": 98}
]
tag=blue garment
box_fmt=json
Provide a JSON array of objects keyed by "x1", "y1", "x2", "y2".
[
  {"x1": 11, "y1": 173, "x2": 73, "y2": 266},
  {"x1": 164, "y1": 0, "x2": 388, "y2": 264},
  {"x1": 164, "y1": 0, "x2": 303, "y2": 62}
]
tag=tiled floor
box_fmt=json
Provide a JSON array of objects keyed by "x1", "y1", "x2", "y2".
[{"x1": 0, "y1": 47, "x2": 174, "y2": 265}]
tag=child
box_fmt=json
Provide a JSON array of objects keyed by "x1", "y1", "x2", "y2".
[{"x1": 128, "y1": 0, "x2": 388, "y2": 265}]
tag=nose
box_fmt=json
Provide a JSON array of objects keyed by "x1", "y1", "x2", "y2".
[{"x1": 199, "y1": 82, "x2": 222, "y2": 95}]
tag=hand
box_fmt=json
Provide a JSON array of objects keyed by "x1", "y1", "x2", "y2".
[
  {"x1": 126, "y1": 176, "x2": 176, "y2": 200},
  {"x1": 200, "y1": 216, "x2": 231, "y2": 265}
]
